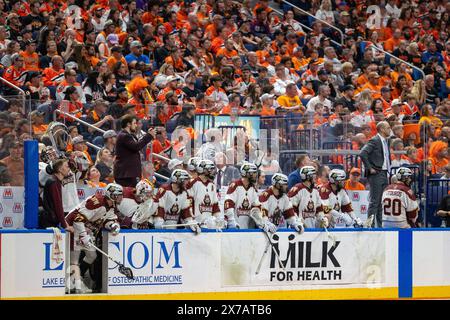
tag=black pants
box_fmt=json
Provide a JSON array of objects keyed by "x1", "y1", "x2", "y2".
[{"x1": 114, "y1": 177, "x2": 140, "y2": 187}]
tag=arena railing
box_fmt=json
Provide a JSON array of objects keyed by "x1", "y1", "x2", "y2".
[
  {"x1": 0, "y1": 76, "x2": 28, "y2": 114},
  {"x1": 53, "y1": 109, "x2": 107, "y2": 135},
  {"x1": 280, "y1": 0, "x2": 345, "y2": 46},
  {"x1": 366, "y1": 43, "x2": 426, "y2": 80}
]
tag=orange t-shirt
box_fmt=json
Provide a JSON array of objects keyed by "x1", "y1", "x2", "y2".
[
  {"x1": 344, "y1": 180, "x2": 366, "y2": 191},
  {"x1": 107, "y1": 56, "x2": 127, "y2": 70},
  {"x1": 21, "y1": 51, "x2": 40, "y2": 71}
]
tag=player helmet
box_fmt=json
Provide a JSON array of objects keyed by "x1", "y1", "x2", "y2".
[
  {"x1": 135, "y1": 179, "x2": 154, "y2": 200},
  {"x1": 187, "y1": 157, "x2": 201, "y2": 172},
  {"x1": 196, "y1": 159, "x2": 217, "y2": 179},
  {"x1": 299, "y1": 166, "x2": 316, "y2": 181},
  {"x1": 40, "y1": 146, "x2": 58, "y2": 163},
  {"x1": 329, "y1": 169, "x2": 347, "y2": 183},
  {"x1": 105, "y1": 183, "x2": 123, "y2": 203},
  {"x1": 395, "y1": 167, "x2": 413, "y2": 186},
  {"x1": 272, "y1": 173, "x2": 288, "y2": 194},
  {"x1": 240, "y1": 162, "x2": 258, "y2": 183},
  {"x1": 171, "y1": 169, "x2": 191, "y2": 184}
]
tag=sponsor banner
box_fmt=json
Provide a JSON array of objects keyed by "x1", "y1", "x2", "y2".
[
  {"x1": 347, "y1": 191, "x2": 370, "y2": 222},
  {"x1": 413, "y1": 231, "x2": 450, "y2": 287},
  {"x1": 107, "y1": 231, "x2": 396, "y2": 295},
  {"x1": 0, "y1": 232, "x2": 66, "y2": 298},
  {"x1": 0, "y1": 187, "x2": 25, "y2": 229},
  {"x1": 221, "y1": 232, "x2": 387, "y2": 287},
  {"x1": 107, "y1": 232, "x2": 221, "y2": 294}
]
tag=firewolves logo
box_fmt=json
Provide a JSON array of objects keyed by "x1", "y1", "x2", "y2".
[
  {"x1": 352, "y1": 192, "x2": 360, "y2": 201},
  {"x1": 2, "y1": 216, "x2": 13, "y2": 227},
  {"x1": 3, "y1": 188, "x2": 13, "y2": 199},
  {"x1": 77, "y1": 189, "x2": 86, "y2": 200},
  {"x1": 95, "y1": 189, "x2": 105, "y2": 197},
  {"x1": 360, "y1": 205, "x2": 367, "y2": 214},
  {"x1": 13, "y1": 203, "x2": 23, "y2": 213}
]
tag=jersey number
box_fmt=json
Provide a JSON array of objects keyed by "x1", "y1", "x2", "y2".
[{"x1": 383, "y1": 198, "x2": 401, "y2": 216}]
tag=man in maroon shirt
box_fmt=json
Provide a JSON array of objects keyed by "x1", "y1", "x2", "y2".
[{"x1": 39, "y1": 158, "x2": 74, "y2": 232}]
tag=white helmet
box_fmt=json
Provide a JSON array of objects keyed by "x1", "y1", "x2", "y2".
[
  {"x1": 395, "y1": 167, "x2": 413, "y2": 186},
  {"x1": 170, "y1": 169, "x2": 191, "y2": 184},
  {"x1": 135, "y1": 179, "x2": 154, "y2": 200},
  {"x1": 240, "y1": 162, "x2": 259, "y2": 184},
  {"x1": 299, "y1": 166, "x2": 316, "y2": 181},
  {"x1": 105, "y1": 183, "x2": 123, "y2": 202},
  {"x1": 328, "y1": 169, "x2": 347, "y2": 184},
  {"x1": 272, "y1": 173, "x2": 288, "y2": 193},
  {"x1": 187, "y1": 157, "x2": 201, "y2": 172},
  {"x1": 196, "y1": 159, "x2": 217, "y2": 178}
]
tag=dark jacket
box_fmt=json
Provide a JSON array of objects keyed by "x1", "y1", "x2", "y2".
[
  {"x1": 114, "y1": 130, "x2": 153, "y2": 179},
  {"x1": 288, "y1": 169, "x2": 302, "y2": 190},
  {"x1": 40, "y1": 176, "x2": 67, "y2": 229},
  {"x1": 359, "y1": 134, "x2": 390, "y2": 177}
]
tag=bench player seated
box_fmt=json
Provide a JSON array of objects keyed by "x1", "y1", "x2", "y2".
[
  {"x1": 65, "y1": 183, "x2": 122, "y2": 293},
  {"x1": 288, "y1": 166, "x2": 329, "y2": 229},
  {"x1": 185, "y1": 156, "x2": 201, "y2": 179},
  {"x1": 225, "y1": 162, "x2": 276, "y2": 232},
  {"x1": 382, "y1": 167, "x2": 419, "y2": 228},
  {"x1": 154, "y1": 169, "x2": 201, "y2": 234},
  {"x1": 319, "y1": 169, "x2": 364, "y2": 228},
  {"x1": 117, "y1": 179, "x2": 158, "y2": 229},
  {"x1": 260, "y1": 173, "x2": 305, "y2": 233},
  {"x1": 186, "y1": 159, "x2": 226, "y2": 229}
]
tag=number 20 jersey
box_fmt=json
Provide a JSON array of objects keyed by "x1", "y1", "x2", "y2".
[{"x1": 381, "y1": 183, "x2": 418, "y2": 226}]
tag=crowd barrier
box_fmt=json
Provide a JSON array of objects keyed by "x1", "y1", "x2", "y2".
[{"x1": 1, "y1": 229, "x2": 449, "y2": 299}]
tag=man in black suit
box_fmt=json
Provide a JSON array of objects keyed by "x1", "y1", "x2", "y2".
[
  {"x1": 360, "y1": 121, "x2": 392, "y2": 227},
  {"x1": 114, "y1": 115, "x2": 155, "y2": 187},
  {"x1": 214, "y1": 152, "x2": 240, "y2": 189}
]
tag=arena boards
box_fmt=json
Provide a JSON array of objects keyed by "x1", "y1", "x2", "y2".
[{"x1": 1, "y1": 229, "x2": 450, "y2": 300}]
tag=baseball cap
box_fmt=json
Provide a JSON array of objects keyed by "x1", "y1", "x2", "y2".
[
  {"x1": 260, "y1": 93, "x2": 275, "y2": 102},
  {"x1": 340, "y1": 11, "x2": 350, "y2": 16},
  {"x1": 29, "y1": 110, "x2": 45, "y2": 118},
  {"x1": 391, "y1": 99, "x2": 404, "y2": 107},
  {"x1": 381, "y1": 86, "x2": 392, "y2": 92},
  {"x1": 130, "y1": 40, "x2": 142, "y2": 48},
  {"x1": 168, "y1": 159, "x2": 183, "y2": 171},
  {"x1": 342, "y1": 84, "x2": 355, "y2": 91},
  {"x1": 103, "y1": 130, "x2": 117, "y2": 139},
  {"x1": 318, "y1": 69, "x2": 329, "y2": 76},
  {"x1": 350, "y1": 167, "x2": 361, "y2": 175},
  {"x1": 72, "y1": 135, "x2": 85, "y2": 144},
  {"x1": 166, "y1": 75, "x2": 179, "y2": 83},
  {"x1": 106, "y1": 33, "x2": 119, "y2": 44},
  {"x1": 104, "y1": 20, "x2": 114, "y2": 28}
]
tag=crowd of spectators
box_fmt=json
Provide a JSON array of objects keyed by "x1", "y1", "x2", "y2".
[{"x1": 0, "y1": 0, "x2": 448, "y2": 198}]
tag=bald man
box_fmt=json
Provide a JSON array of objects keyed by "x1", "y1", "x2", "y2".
[{"x1": 360, "y1": 121, "x2": 392, "y2": 227}]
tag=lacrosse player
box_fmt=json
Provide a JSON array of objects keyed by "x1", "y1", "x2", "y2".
[
  {"x1": 186, "y1": 159, "x2": 225, "y2": 229},
  {"x1": 224, "y1": 162, "x2": 277, "y2": 232},
  {"x1": 260, "y1": 173, "x2": 304, "y2": 233},
  {"x1": 185, "y1": 156, "x2": 201, "y2": 179},
  {"x1": 65, "y1": 183, "x2": 122, "y2": 293},
  {"x1": 288, "y1": 166, "x2": 328, "y2": 229},
  {"x1": 154, "y1": 169, "x2": 201, "y2": 233},
  {"x1": 382, "y1": 167, "x2": 419, "y2": 228},
  {"x1": 319, "y1": 169, "x2": 364, "y2": 228},
  {"x1": 117, "y1": 179, "x2": 158, "y2": 229}
]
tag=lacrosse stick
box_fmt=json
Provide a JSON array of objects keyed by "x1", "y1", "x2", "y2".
[
  {"x1": 323, "y1": 225, "x2": 337, "y2": 249},
  {"x1": 161, "y1": 222, "x2": 200, "y2": 228},
  {"x1": 255, "y1": 240, "x2": 271, "y2": 275},
  {"x1": 364, "y1": 215, "x2": 375, "y2": 229},
  {"x1": 90, "y1": 243, "x2": 134, "y2": 280},
  {"x1": 250, "y1": 209, "x2": 286, "y2": 270}
]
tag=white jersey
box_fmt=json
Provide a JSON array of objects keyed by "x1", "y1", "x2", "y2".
[
  {"x1": 60, "y1": 171, "x2": 82, "y2": 213},
  {"x1": 259, "y1": 187, "x2": 296, "y2": 227},
  {"x1": 186, "y1": 177, "x2": 220, "y2": 223},
  {"x1": 288, "y1": 183, "x2": 324, "y2": 228},
  {"x1": 319, "y1": 183, "x2": 355, "y2": 228},
  {"x1": 66, "y1": 194, "x2": 117, "y2": 250},
  {"x1": 117, "y1": 197, "x2": 157, "y2": 229},
  {"x1": 382, "y1": 183, "x2": 419, "y2": 228},
  {"x1": 224, "y1": 179, "x2": 260, "y2": 229},
  {"x1": 155, "y1": 184, "x2": 192, "y2": 228}
]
